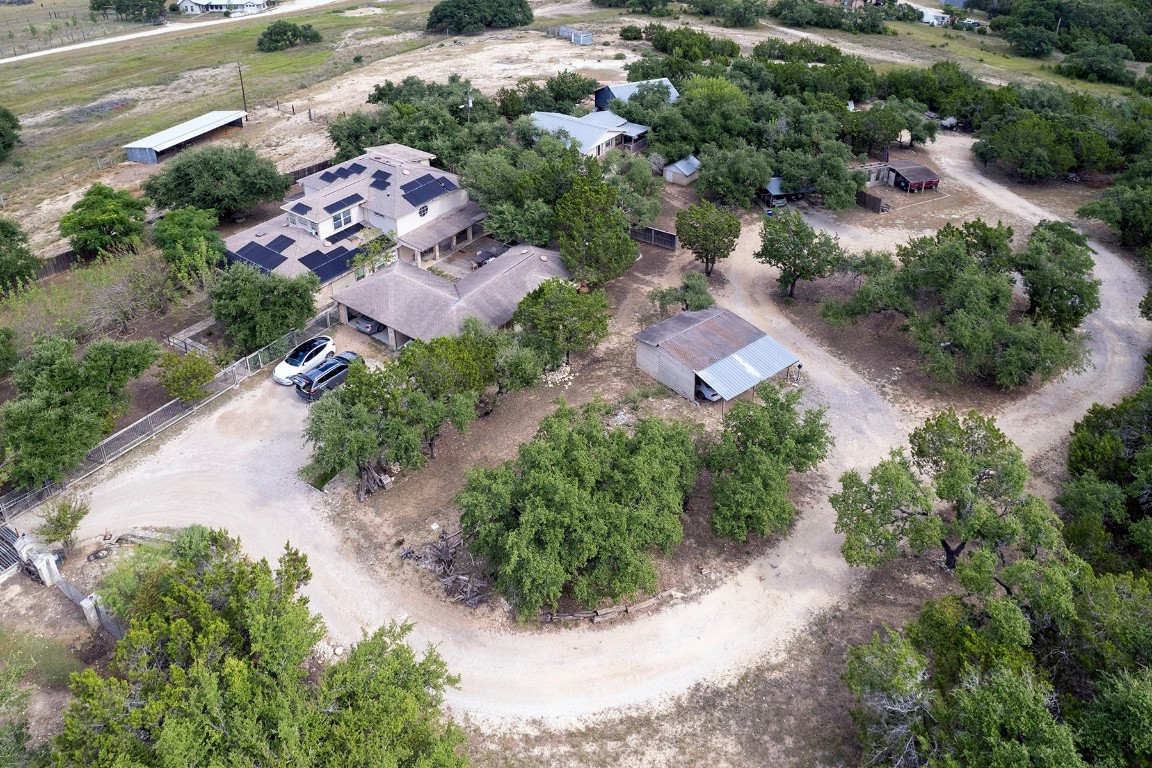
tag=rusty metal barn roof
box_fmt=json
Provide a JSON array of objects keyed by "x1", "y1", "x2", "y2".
[{"x1": 634, "y1": 307, "x2": 798, "y2": 399}]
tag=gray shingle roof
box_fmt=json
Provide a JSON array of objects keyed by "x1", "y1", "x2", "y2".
[{"x1": 334, "y1": 247, "x2": 570, "y2": 341}]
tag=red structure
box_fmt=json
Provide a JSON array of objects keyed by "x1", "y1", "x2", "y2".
[{"x1": 889, "y1": 162, "x2": 940, "y2": 193}]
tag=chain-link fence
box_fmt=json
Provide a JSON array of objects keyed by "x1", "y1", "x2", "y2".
[{"x1": 0, "y1": 305, "x2": 337, "y2": 524}]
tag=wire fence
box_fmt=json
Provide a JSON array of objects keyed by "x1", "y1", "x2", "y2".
[{"x1": 0, "y1": 304, "x2": 337, "y2": 524}]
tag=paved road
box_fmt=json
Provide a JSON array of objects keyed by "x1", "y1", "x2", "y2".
[{"x1": 0, "y1": 0, "x2": 351, "y2": 65}]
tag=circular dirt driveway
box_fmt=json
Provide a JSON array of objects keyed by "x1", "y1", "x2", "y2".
[{"x1": 70, "y1": 135, "x2": 1149, "y2": 727}]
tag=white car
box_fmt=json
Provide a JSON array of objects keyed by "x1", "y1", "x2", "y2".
[
  {"x1": 272, "y1": 336, "x2": 335, "y2": 385},
  {"x1": 696, "y1": 382, "x2": 722, "y2": 401}
]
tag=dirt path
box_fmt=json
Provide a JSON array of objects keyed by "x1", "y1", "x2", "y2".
[{"x1": 48, "y1": 135, "x2": 1148, "y2": 733}]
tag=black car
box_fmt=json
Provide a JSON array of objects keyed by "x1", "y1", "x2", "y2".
[{"x1": 291, "y1": 351, "x2": 360, "y2": 401}]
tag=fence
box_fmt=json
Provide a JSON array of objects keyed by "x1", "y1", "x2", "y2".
[
  {"x1": 629, "y1": 226, "x2": 677, "y2": 251},
  {"x1": 34, "y1": 249, "x2": 83, "y2": 280},
  {"x1": 0, "y1": 304, "x2": 338, "y2": 524},
  {"x1": 55, "y1": 577, "x2": 126, "y2": 639},
  {"x1": 289, "y1": 158, "x2": 336, "y2": 182},
  {"x1": 856, "y1": 189, "x2": 889, "y2": 214},
  {"x1": 552, "y1": 25, "x2": 592, "y2": 45}
]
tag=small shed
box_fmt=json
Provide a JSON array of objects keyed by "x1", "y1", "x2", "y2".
[
  {"x1": 663, "y1": 155, "x2": 700, "y2": 186},
  {"x1": 888, "y1": 162, "x2": 940, "y2": 193},
  {"x1": 634, "y1": 307, "x2": 799, "y2": 401},
  {"x1": 123, "y1": 110, "x2": 247, "y2": 164}
]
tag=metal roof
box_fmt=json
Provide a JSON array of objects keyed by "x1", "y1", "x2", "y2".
[
  {"x1": 530, "y1": 110, "x2": 649, "y2": 155},
  {"x1": 634, "y1": 307, "x2": 798, "y2": 400},
  {"x1": 123, "y1": 110, "x2": 247, "y2": 153},
  {"x1": 697, "y1": 335, "x2": 799, "y2": 400},
  {"x1": 666, "y1": 154, "x2": 700, "y2": 176},
  {"x1": 597, "y1": 78, "x2": 680, "y2": 104},
  {"x1": 888, "y1": 162, "x2": 940, "y2": 184}
]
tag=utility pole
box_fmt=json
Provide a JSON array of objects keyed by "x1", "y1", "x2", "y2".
[{"x1": 237, "y1": 61, "x2": 248, "y2": 118}]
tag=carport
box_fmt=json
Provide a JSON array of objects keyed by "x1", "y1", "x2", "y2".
[
  {"x1": 634, "y1": 307, "x2": 799, "y2": 402},
  {"x1": 123, "y1": 110, "x2": 247, "y2": 164}
]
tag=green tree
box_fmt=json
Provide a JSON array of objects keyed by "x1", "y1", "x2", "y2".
[
  {"x1": 458, "y1": 399, "x2": 699, "y2": 617},
  {"x1": 555, "y1": 175, "x2": 638, "y2": 284},
  {"x1": 255, "y1": 20, "x2": 321, "y2": 52},
  {"x1": 1055, "y1": 42, "x2": 1136, "y2": 85},
  {"x1": 52, "y1": 528, "x2": 466, "y2": 767},
  {"x1": 0, "y1": 217, "x2": 39, "y2": 293},
  {"x1": 1004, "y1": 24, "x2": 1060, "y2": 57},
  {"x1": 0, "y1": 337, "x2": 158, "y2": 487},
  {"x1": 426, "y1": 0, "x2": 532, "y2": 33},
  {"x1": 142, "y1": 145, "x2": 291, "y2": 216},
  {"x1": 1013, "y1": 220, "x2": 1100, "y2": 334},
  {"x1": 545, "y1": 69, "x2": 599, "y2": 109},
  {"x1": 208, "y1": 263, "x2": 319, "y2": 352},
  {"x1": 754, "y1": 206, "x2": 843, "y2": 297},
  {"x1": 1076, "y1": 668, "x2": 1152, "y2": 768},
  {"x1": 512, "y1": 277, "x2": 610, "y2": 365},
  {"x1": 832, "y1": 409, "x2": 1065, "y2": 576},
  {"x1": 697, "y1": 142, "x2": 774, "y2": 207},
  {"x1": 35, "y1": 495, "x2": 90, "y2": 552},
  {"x1": 0, "y1": 105, "x2": 19, "y2": 163},
  {"x1": 157, "y1": 351, "x2": 217, "y2": 402},
  {"x1": 707, "y1": 383, "x2": 832, "y2": 541},
  {"x1": 601, "y1": 149, "x2": 663, "y2": 228},
  {"x1": 59, "y1": 183, "x2": 148, "y2": 257},
  {"x1": 151, "y1": 206, "x2": 225, "y2": 281},
  {"x1": 399, "y1": 335, "x2": 488, "y2": 400},
  {"x1": 483, "y1": 200, "x2": 554, "y2": 246},
  {"x1": 676, "y1": 200, "x2": 741, "y2": 276}
]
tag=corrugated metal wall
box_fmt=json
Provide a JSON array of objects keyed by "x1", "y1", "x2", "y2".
[{"x1": 636, "y1": 342, "x2": 695, "y2": 400}]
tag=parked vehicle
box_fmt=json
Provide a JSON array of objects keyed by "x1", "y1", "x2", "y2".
[
  {"x1": 291, "y1": 352, "x2": 360, "y2": 401},
  {"x1": 470, "y1": 244, "x2": 509, "y2": 269},
  {"x1": 696, "y1": 381, "x2": 722, "y2": 401},
  {"x1": 352, "y1": 315, "x2": 384, "y2": 334},
  {"x1": 272, "y1": 336, "x2": 335, "y2": 385}
]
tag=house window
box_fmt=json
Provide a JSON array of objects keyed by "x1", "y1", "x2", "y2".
[
  {"x1": 332, "y1": 209, "x2": 352, "y2": 230},
  {"x1": 418, "y1": 205, "x2": 429, "y2": 217},
  {"x1": 287, "y1": 213, "x2": 298, "y2": 226}
]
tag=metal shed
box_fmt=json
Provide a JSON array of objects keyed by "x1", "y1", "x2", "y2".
[
  {"x1": 634, "y1": 307, "x2": 799, "y2": 401},
  {"x1": 888, "y1": 162, "x2": 940, "y2": 193},
  {"x1": 123, "y1": 110, "x2": 247, "y2": 164}
]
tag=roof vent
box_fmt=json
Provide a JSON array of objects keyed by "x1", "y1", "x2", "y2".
[
  {"x1": 256, "y1": 231, "x2": 266, "y2": 237},
  {"x1": 539, "y1": 254, "x2": 549, "y2": 262},
  {"x1": 402, "y1": 169, "x2": 410, "y2": 175},
  {"x1": 520, "y1": 249, "x2": 529, "y2": 254}
]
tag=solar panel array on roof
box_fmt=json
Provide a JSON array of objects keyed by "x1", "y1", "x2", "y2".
[
  {"x1": 329, "y1": 222, "x2": 365, "y2": 244},
  {"x1": 300, "y1": 246, "x2": 354, "y2": 283},
  {"x1": 290, "y1": 202, "x2": 311, "y2": 215},
  {"x1": 266, "y1": 234, "x2": 295, "y2": 253},
  {"x1": 370, "y1": 169, "x2": 391, "y2": 191},
  {"x1": 318, "y1": 162, "x2": 368, "y2": 184},
  {"x1": 231, "y1": 241, "x2": 287, "y2": 272},
  {"x1": 323, "y1": 192, "x2": 365, "y2": 214},
  {"x1": 400, "y1": 174, "x2": 458, "y2": 207}
]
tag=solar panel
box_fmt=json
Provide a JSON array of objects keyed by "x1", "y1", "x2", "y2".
[
  {"x1": 347, "y1": 162, "x2": 366, "y2": 175},
  {"x1": 291, "y1": 202, "x2": 311, "y2": 214},
  {"x1": 329, "y1": 222, "x2": 364, "y2": 244},
  {"x1": 345, "y1": 193, "x2": 364, "y2": 205},
  {"x1": 370, "y1": 178, "x2": 390, "y2": 191},
  {"x1": 298, "y1": 249, "x2": 328, "y2": 269},
  {"x1": 401, "y1": 174, "x2": 432, "y2": 193},
  {"x1": 236, "y1": 241, "x2": 287, "y2": 272},
  {"x1": 439, "y1": 178, "x2": 458, "y2": 192},
  {"x1": 402, "y1": 184, "x2": 440, "y2": 207},
  {"x1": 300, "y1": 248, "x2": 353, "y2": 283},
  {"x1": 319, "y1": 171, "x2": 337, "y2": 183},
  {"x1": 372, "y1": 169, "x2": 390, "y2": 181},
  {"x1": 400, "y1": 174, "x2": 456, "y2": 206},
  {"x1": 266, "y1": 234, "x2": 295, "y2": 253}
]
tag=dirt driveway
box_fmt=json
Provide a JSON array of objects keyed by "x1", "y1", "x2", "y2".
[{"x1": 37, "y1": 132, "x2": 1147, "y2": 733}]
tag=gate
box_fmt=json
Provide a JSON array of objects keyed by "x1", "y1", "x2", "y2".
[{"x1": 856, "y1": 189, "x2": 886, "y2": 214}]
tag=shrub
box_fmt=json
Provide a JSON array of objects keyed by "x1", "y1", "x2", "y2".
[
  {"x1": 620, "y1": 24, "x2": 643, "y2": 40},
  {"x1": 157, "y1": 351, "x2": 217, "y2": 402}
]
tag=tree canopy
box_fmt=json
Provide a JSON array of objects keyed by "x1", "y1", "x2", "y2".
[
  {"x1": 54, "y1": 526, "x2": 467, "y2": 767},
  {"x1": 458, "y1": 399, "x2": 699, "y2": 617},
  {"x1": 754, "y1": 207, "x2": 844, "y2": 298},
  {"x1": 151, "y1": 206, "x2": 226, "y2": 288},
  {"x1": 208, "y1": 263, "x2": 319, "y2": 352},
  {"x1": 59, "y1": 183, "x2": 148, "y2": 257},
  {"x1": 0, "y1": 105, "x2": 20, "y2": 163},
  {"x1": 256, "y1": 20, "x2": 321, "y2": 52},
  {"x1": 555, "y1": 175, "x2": 638, "y2": 284},
  {"x1": 426, "y1": 0, "x2": 532, "y2": 34},
  {"x1": 0, "y1": 217, "x2": 39, "y2": 293},
  {"x1": 707, "y1": 383, "x2": 833, "y2": 541},
  {"x1": 142, "y1": 145, "x2": 291, "y2": 215},
  {"x1": 511, "y1": 277, "x2": 611, "y2": 365},
  {"x1": 0, "y1": 336, "x2": 158, "y2": 487},
  {"x1": 821, "y1": 220, "x2": 1088, "y2": 388},
  {"x1": 676, "y1": 200, "x2": 741, "y2": 276}
]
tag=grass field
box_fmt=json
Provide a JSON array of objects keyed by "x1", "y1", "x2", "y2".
[
  {"x1": 0, "y1": 1, "x2": 433, "y2": 199},
  {"x1": 0, "y1": 0, "x2": 148, "y2": 59}
]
